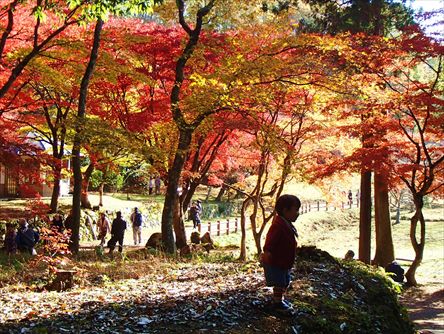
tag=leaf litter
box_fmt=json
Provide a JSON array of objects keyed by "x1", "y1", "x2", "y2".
[{"x1": 0, "y1": 247, "x2": 414, "y2": 334}]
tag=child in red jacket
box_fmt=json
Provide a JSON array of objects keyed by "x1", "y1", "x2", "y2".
[{"x1": 261, "y1": 194, "x2": 301, "y2": 314}]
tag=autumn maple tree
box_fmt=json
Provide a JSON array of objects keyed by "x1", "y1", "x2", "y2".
[{"x1": 370, "y1": 24, "x2": 443, "y2": 285}]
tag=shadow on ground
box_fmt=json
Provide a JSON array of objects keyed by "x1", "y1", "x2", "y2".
[
  {"x1": 0, "y1": 285, "x2": 292, "y2": 334},
  {"x1": 401, "y1": 286, "x2": 444, "y2": 332}
]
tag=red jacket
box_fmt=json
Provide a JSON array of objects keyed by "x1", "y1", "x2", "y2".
[{"x1": 263, "y1": 215, "x2": 297, "y2": 270}]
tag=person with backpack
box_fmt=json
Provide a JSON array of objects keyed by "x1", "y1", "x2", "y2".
[
  {"x1": 108, "y1": 211, "x2": 127, "y2": 255},
  {"x1": 130, "y1": 207, "x2": 143, "y2": 245}
]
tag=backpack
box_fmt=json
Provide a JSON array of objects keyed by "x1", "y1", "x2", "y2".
[{"x1": 134, "y1": 212, "x2": 143, "y2": 227}]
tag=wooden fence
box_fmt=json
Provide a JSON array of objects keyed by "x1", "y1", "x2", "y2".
[
  {"x1": 197, "y1": 218, "x2": 239, "y2": 236},
  {"x1": 195, "y1": 200, "x2": 359, "y2": 237},
  {"x1": 300, "y1": 200, "x2": 359, "y2": 214}
]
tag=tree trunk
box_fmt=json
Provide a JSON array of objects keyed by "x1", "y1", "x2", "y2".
[
  {"x1": 161, "y1": 129, "x2": 193, "y2": 253},
  {"x1": 252, "y1": 226, "x2": 262, "y2": 256},
  {"x1": 238, "y1": 199, "x2": 250, "y2": 261},
  {"x1": 205, "y1": 186, "x2": 211, "y2": 201},
  {"x1": 216, "y1": 185, "x2": 227, "y2": 202},
  {"x1": 250, "y1": 198, "x2": 262, "y2": 256},
  {"x1": 359, "y1": 170, "x2": 372, "y2": 264},
  {"x1": 160, "y1": 0, "x2": 215, "y2": 253},
  {"x1": 395, "y1": 204, "x2": 401, "y2": 225},
  {"x1": 70, "y1": 19, "x2": 103, "y2": 254},
  {"x1": 181, "y1": 180, "x2": 199, "y2": 214},
  {"x1": 373, "y1": 171, "x2": 395, "y2": 267},
  {"x1": 80, "y1": 163, "x2": 94, "y2": 209},
  {"x1": 99, "y1": 181, "x2": 104, "y2": 206},
  {"x1": 405, "y1": 196, "x2": 425, "y2": 286},
  {"x1": 173, "y1": 195, "x2": 187, "y2": 249},
  {"x1": 49, "y1": 161, "x2": 62, "y2": 213}
]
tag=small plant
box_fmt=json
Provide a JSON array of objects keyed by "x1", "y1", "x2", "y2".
[{"x1": 32, "y1": 227, "x2": 72, "y2": 276}]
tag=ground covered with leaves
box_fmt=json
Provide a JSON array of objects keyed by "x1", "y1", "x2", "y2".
[{"x1": 0, "y1": 247, "x2": 414, "y2": 334}]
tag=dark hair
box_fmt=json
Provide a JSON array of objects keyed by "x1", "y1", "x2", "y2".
[
  {"x1": 116, "y1": 211, "x2": 122, "y2": 217},
  {"x1": 275, "y1": 194, "x2": 301, "y2": 216}
]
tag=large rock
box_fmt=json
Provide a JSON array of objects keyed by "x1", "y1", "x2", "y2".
[
  {"x1": 200, "y1": 232, "x2": 213, "y2": 245},
  {"x1": 200, "y1": 232, "x2": 214, "y2": 253},
  {"x1": 180, "y1": 245, "x2": 192, "y2": 256},
  {"x1": 190, "y1": 231, "x2": 201, "y2": 244},
  {"x1": 146, "y1": 232, "x2": 163, "y2": 249}
]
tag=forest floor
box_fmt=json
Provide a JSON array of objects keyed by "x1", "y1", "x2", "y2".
[{"x1": 0, "y1": 247, "x2": 414, "y2": 334}]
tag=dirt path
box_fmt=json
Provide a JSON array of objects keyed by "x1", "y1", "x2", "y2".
[{"x1": 400, "y1": 283, "x2": 444, "y2": 334}]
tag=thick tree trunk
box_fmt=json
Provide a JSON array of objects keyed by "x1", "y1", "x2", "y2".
[
  {"x1": 182, "y1": 180, "x2": 199, "y2": 214},
  {"x1": 405, "y1": 196, "x2": 425, "y2": 286},
  {"x1": 70, "y1": 19, "x2": 103, "y2": 254},
  {"x1": 373, "y1": 172, "x2": 395, "y2": 267},
  {"x1": 173, "y1": 195, "x2": 187, "y2": 249},
  {"x1": 161, "y1": 129, "x2": 193, "y2": 253},
  {"x1": 99, "y1": 182, "x2": 104, "y2": 206},
  {"x1": 359, "y1": 170, "x2": 372, "y2": 264},
  {"x1": 161, "y1": 0, "x2": 215, "y2": 253},
  {"x1": 49, "y1": 161, "x2": 62, "y2": 213},
  {"x1": 80, "y1": 163, "x2": 94, "y2": 209}
]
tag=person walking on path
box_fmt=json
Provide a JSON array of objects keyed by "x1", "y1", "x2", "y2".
[
  {"x1": 130, "y1": 207, "x2": 143, "y2": 245},
  {"x1": 196, "y1": 200, "x2": 202, "y2": 214},
  {"x1": 108, "y1": 211, "x2": 127, "y2": 256},
  {"x1": 155, "y1": 176, "x2": 161, "y2": 195},
  {"x1": 348, "y1": 190, "x2": 353, "y2": 207},
  {"x1": 189, "y1": 201, "x2": 201, "y2": 229},
  {"x1": 97, "y1": 212, "x2": 111, "y2": 247},
  {"x1": 260, "y1": 194, "x2": 301, "y2": 315}
]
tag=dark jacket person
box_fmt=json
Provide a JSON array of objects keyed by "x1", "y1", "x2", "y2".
[{"x1": 108, "y1": 211, "x2": 127, "y2": 254}]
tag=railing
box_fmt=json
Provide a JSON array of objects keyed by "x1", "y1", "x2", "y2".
[
  {"x1": 300, "y1": 200, "x2": 359, "y2": 214},
  {"x1": 197, "y1": 218, "x2": 239, "y2": 236},
  {"x1": 196, "y1": 200, "x2": 359, "y2": 236}
]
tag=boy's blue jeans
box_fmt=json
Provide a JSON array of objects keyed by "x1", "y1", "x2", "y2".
[{"x1": 263, "y1": 263, "x2": 291, "y2": 288}]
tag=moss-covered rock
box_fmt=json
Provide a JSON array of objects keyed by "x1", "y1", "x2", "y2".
[{"x1": 288, "y1": 246, "x2": 414, "y2": 334}]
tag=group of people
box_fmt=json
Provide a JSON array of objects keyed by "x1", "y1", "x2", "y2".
[
  {"x1": 148, "y1": 176, "x2": 162, "y2": 196},
  {"x1": 3, "y1": 219, "x2": 40, "y2": 256},
  {"x1": 95, "y1": 207, "x2": 145, "y2": 256},
  {"x1": 347, "y1": 189, "x2": 360, "y2": 206},
  {"x1": 1, "y1": 206, "x2": 146, "y2": 258}
]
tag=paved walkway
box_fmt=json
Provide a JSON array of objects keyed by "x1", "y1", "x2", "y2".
[{"x1": 400, "y1": 283, "x2": 444, "y2": 334}]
